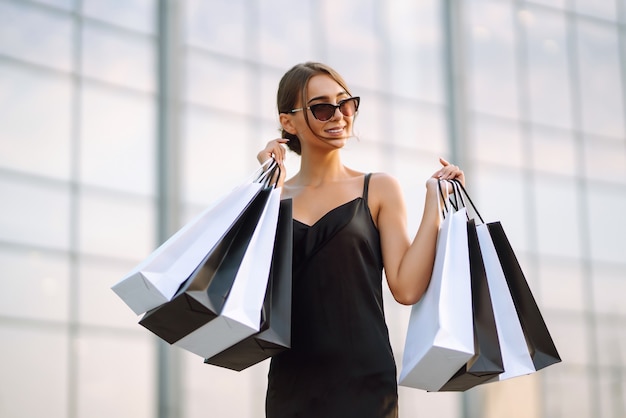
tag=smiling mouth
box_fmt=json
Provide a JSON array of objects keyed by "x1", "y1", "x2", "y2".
[{"x1": 325, "y1": 127, "x2": 344, "y2": 134}]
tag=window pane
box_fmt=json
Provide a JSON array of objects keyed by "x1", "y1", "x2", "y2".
[
  {"x1": 258, "y1": 0, "x2": 315, "y2": 68},
  {"x1": 0, "y1": 325, "x2": 69, "y2": 418},
  {"x1": 322, "y1": 0, "x2": 382, "y2": 90},
  {"x1": 533, "y1": 176, "x2": 582, "y2": 258},
  {"x1": 577, "y1": 21, "x2": 624, "y2": 138},
  {"x1": 391, "y1": 101, "x2": 447, "y2": 153},
  {"x1": 0, "y1": 177, "x2": 70, "y2": 250},
  {"x1": 574, "y1": 0, "x2": 617, "y2": 21},
  {"x1": 543, "y1": 366, "x2": 592, "y2": 417},
  {"x1": 472, "y1": 167, "x2": 530, "y2": 252},
  {"x1": 82, "y1": 0, "x2": 156, "y2": 34},
  {"x1": 525, "y1": 7, "x2": 572, "y2": 129},
  {"x1": 82, "y1": 24, "x2": 155, "y2": 92},
  {"x1": 182, "y1": 107, "x2": 253, "y2": 205},
  {"x1": 79, "y1": 258, "x2": 141, "y2": 329},
  {"x1": 76, "y1": 333, "x2": 155, "y2": 418},
  {"x1": 80, "y1": 85, "x2": 155, "y2": 194},
  {"x1": 470, "y1": 115, "x2": 525, "y2": 168},
  {"x1": 583, "y1": 136, "x2": 626, "y2": 185},
  {"x1": 185, "y1": 54, "x2": 250, "y2": 114},
  {"x1": 387, "y1": 0, "x2": 444, "y2": 103},
  {"x1": 185, "y1": 0, "x2": 247, "y2": 58},
  {"x1": 32, "y1": 0, "x2": 74, "y2": 10},
  {"x1": 0, "y1": 64, "x2": 72, "y2": 179},
  {"x1": 78, "y1": 191, "x2": 155, "y2": 259},
  {"x1": 467, "y1": 0, "x2": 518, "y2": 118},
  {"x1": 592, "y1": 263, "x2": 626, "y2": 316},
  {"x1": 537, "y1": 257, "x2": 585, "y2": 312},
  {"x1": 0, "y1": 2, "x2": 73, "y2": 71},
  {"x1": 0, "y1": 247, "x2": 69, "y2": 321},
  {"x1": 530, "y1": 127, "x2": 576, "y2": 176},
  {"x1": 586, "y1": 184, "x2": 626, "y2": 263}
]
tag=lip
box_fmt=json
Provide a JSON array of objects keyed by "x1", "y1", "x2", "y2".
[{"x1": 324, "y1": 126, "x2": 345, "y2": 135}]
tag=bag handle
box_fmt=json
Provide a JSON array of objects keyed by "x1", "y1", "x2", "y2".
[{"x1": 449, "y1": 179, "x2": 484, "y2": 224}]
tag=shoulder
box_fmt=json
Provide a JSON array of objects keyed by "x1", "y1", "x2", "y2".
[{"x1": 369, "y1": 172, "x2": 403, "y2": 199}]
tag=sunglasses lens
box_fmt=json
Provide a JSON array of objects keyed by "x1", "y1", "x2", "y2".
[
  {"x1": 311, "y1": 104, "x2": 336, "y2": 121},
  {"x1": 309, "y1": 97, "x2": 360, "y2": 121},
  {"x1": 339, "y1": 98, "x2": 358, "y2": 117}
]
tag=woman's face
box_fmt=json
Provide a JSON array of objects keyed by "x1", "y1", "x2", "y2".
[{"x1": 287, "y1": 74, "x2": 356, "y2": 152}]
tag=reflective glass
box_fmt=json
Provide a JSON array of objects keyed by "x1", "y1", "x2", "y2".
[
  {"x1": 185, "y1": 53, "x2": 250, "y2": 114},
  {"x1": 525, "y1": 0, "x2": 567, "y2": 9},
  {"x1": 543, "y1": 313, "x2": 588, "y2": 365},
  {"x1": 390, "y1": 101, "x2": 447, "y2": 153},
  {"x1": 83, "y1": 0, "x2": 156, "y2": 34},
  {"x1": 576, "y1": 21, "x2": 624, "y2": 138},
  {"x1": 82, "y1": 24, "x2": 155, "y2": 92},
  {"x1": 80, "y1": 84, "x2": 155, "y2": 194},
  {"x1": 79, "y1": 258, "x2": 141, "y2": 329},
  {"x1": 592, "y1": 264, "x2": 626, "y2": 316},
  {"x1": 182, "y1": 107, "x2": 253, "y2": 205},
  {"x1": 533, "y1": 176, "x2": 582, "y2": 258},
  {"x1": 258, "y1": 0, "x2": 315, "y2": 67},
  {"x1": 472, "y1": 166, "x2": 529, "y2": 252},
  {"x1": 78, "y1": 190, "x2": 155, "y2": 259},
  {"x1": 467, "y1": 0, "x2": 518, "y2": 118},
  {"x1": 0, "y1": 64, "x2": 72, "y2": 179},
  {"x1": 543, "y1": 367, "x2": 592, "y2": 417},
  {"x1": 76, "y1": 333, "x2": 155, "y2": 418},
  {"x1": 0, "y1": 177, "x2": 70, "y2": 250},
  {"x1": 184, "y1": 348, "x2": 266, "y2": 417},
  {"x1": 185, "y1": 0, "x2": 247, "y2": 58},
  {"x1": 525, "y1": 8, "x2": 572, "y2": 129},
  {"x1": 31, "y1": 0, "x2": 74, "y2": 10},
  {"x1": 0, "y1": 325, "x2": 69, "y2": 418},
  {"x1": 530, "y1": 127, "x2": 576, "y2": 176},
  {"x1": 574, "y1": 0, "x2": 617, "y2": 21},
  {"x1": 595, "y1": 316, "x2": 626, "y2": 367},
  {"x1": 537, "y1": 257, "x2": 585, "y2": 312},
  {"x1": 0, "y1": 2, "x2": 73, "y2": 71},
  {"x1": 259, "y1": 67, "x2": 286, "y2": 124},
  {"x1": 469, "y1": 115, "x2": 525, "y2": 168},
  {"x1": 321, "y1": 0, "x2": 382, "y2": 90},
  {"x1": 387, "y1": 0, "x2": 444, "y2": 103},
  {"x1": 0, "y1": 248, "x2": 69, "y2": 321},
  {"x1": 586, "y1": 184, "x2": 626, "y2": 263},
  {"x1": 583, "y1": 136, "x2": 626, "y2": 184}
]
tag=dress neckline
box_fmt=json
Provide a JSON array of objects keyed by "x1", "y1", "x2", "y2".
[{"x1": 292, "y1": 197, "x2": 362, "y2": 229}]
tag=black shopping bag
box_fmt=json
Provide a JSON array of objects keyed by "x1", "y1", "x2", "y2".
[
  {"x1": 204, "y1": 198, "x2": 293, "y2": 371},
  {"x1": 487, "y1": 222, "x2": 562, "y2": 371},
  {"x1": 139, "y1": 186, "x2": 273, "y2": 344},
  {"x1": 439, "y1": 218, "x2": 504, "y2": 391}
]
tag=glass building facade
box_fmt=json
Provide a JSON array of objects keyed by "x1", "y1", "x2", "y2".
[{"x1": 0, "y1": 0, "x2": 625, "y2": 417}]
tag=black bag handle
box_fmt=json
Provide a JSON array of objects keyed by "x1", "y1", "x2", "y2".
[{"x1": 449, "y1": 179, "x2": 484, "y2": 224}]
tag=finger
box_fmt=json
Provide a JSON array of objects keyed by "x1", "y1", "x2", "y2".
[{"x1": 439, "y1": 157, "x2": 450, "y2": 166}]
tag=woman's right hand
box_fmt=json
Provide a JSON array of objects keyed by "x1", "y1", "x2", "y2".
[
  {"x1": 257, "y1": 138, "x2": 289, "y2": 187},
  {"x1": 257, "y1": 138, "x2": 289, "y2": 166}
]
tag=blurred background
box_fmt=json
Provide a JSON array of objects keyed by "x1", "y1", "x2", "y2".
[{"x1": 1, "y1": 0, "x2": 625, "y2": 417}]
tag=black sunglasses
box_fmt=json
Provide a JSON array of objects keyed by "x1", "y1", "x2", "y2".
[{"x1": 289, "y1": 96, "x2": 360, "y2": 121}]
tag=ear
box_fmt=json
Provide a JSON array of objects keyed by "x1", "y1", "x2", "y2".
[{"x1": 279, "y1": 113, "x2": 297, "y2": 135}]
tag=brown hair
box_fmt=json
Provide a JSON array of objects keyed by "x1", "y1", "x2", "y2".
[{"x1": 277, "y1": 62, "x2": 352, "y2": 155}]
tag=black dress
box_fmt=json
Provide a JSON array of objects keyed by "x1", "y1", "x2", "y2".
[{"x1": 266, "y1": 173, "x2": 398, "y2": 418}]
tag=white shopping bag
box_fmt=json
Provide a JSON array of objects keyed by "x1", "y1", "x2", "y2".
[
  {"x1": 112, "y1": 162, "x2": 275, "y2": 315},
  {"x1": 399, "y1": 205, "x2": 474, "y2": 391},
  {"x1": 174, "y1": 186, "x2": 282, "y2": 358},
  {"x1": 476, "y1": 225, "x2": 536, "y2": 381}
]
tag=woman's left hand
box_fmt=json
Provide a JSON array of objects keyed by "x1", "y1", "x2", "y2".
[{"x1": 431, "y1": 157, "x2": 464, "y2": 185}]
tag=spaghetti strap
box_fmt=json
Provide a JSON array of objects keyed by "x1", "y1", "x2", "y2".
[{"x1": 363, "y1": 173, "x2": 372, "y2": 202}]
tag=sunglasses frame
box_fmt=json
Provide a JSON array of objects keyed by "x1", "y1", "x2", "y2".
[{"x1": 289, "y1": 96, "x2": 360, "y2": 121}]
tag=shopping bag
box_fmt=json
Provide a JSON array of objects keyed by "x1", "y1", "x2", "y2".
[
  {"x1": 204, "y1": 198, "x2": 293, "y2": 371},
  {"x1": 138, "y1": 185, "x2": 273, "y2": 344},
  {"x1": 454, "y1": 179, "x2": 561, "y2": 381},
  {"x1": 111, "y1": 161, "x2": 277, "y2": 315},
  {"x1": 438, "y1": 218, "x2": 504, "y2": 391},
  {"x1": 174, "y1": 185, "x2": 282, "y2": 358},
  {"x1": 399, "y1": 182, "x2": 474, "y2": 391}
]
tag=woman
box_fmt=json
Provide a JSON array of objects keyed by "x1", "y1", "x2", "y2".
[{"x1": 257, "y1": 62, "x2": 464, "y2": 418}]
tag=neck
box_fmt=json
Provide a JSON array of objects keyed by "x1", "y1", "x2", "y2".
[{"x1": 296, "y1": 149, "x2": 346, "y2": 186}]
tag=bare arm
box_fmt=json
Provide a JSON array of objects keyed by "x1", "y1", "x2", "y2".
[{"x1": 377, "y1": 158, "x2": 464, "y2": 305}]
